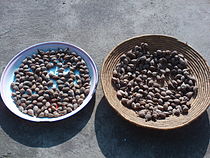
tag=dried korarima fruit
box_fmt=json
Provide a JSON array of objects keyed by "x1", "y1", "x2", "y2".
[
  {"x1": 112, "y1": 43, "x2": 196, "y2": 121},
  {"x1": 11, "y1": 48, "x2": 91, "y2": 118}
]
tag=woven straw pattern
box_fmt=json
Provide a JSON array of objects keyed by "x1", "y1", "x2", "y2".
[{"x1": 101, "y1": 35, "x2": 210, "y2": 130}]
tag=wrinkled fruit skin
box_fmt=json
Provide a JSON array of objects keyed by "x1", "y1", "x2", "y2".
[
  {"x1": 112, "y1": 43, "x2": 197, "y2": 122},
  {"x1": 11, "y1": 48, "x2": 90, "y2": 118}
]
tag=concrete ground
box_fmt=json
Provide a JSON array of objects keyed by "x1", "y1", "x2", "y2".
[{"x1": 0, "y1": 0, "x2": 210, "y2": 158}]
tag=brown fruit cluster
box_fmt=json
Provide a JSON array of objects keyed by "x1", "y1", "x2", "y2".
[
  {"x1": 112, "y1": 43, "x2": 197, "y2": 121},
  {"x1": 11, "y1": 48, "x2": 90, "y2": 118}
]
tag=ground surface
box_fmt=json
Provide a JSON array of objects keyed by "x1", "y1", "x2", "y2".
[{"x1": 0, "y1": 0, "x2": 209, "y2": 158}]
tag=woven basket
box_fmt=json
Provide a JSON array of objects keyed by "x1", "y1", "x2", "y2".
[{"x1": 101, "y1": 35, "x2": 210, "y2": 130}]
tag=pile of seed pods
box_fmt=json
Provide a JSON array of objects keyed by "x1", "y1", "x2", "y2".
[
  {"x1": 112, "y1": 43, "x2": 197, "y2": 121},
  {"x1": 11, "y1": 48, "x2": 90, "y2": 118}
]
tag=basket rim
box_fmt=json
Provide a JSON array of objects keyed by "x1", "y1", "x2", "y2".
[{"x1": 101, "y1": 34, "x2": 210, "y2": 130}]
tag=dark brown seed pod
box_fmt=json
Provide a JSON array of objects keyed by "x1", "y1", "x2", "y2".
[
  {"x1": 84, "y1": 89, "x2": 90, "y2": 96},
  {"x1": 186, "y1": 92, "x2": 194, "y2": 98},
  {"x1": 121, "y1": 98, "x2": 128, "y2": 105},
  {"x1": 159, "y1": 112, "x2": 166, "y2": 119},
  {"x1": 138, "y1": 110, "x2": 146, "y2": 118},
  {"x1": 116, "y1": 90, "x2": 123, "y2": 99},
  {"x1": 145, "y1": 112, "x2": 152, "y2": 121},
  {"x1": 182, "y1": 105, "x2": 189, "y2": 113}
]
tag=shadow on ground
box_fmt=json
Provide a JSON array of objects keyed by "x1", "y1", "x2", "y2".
[
  {"x1": 0, "y1": 95, "x2": 95, "y2": 148},
  {"x1": 95, "y1": 97, "x2": 210, "y2": 158}
]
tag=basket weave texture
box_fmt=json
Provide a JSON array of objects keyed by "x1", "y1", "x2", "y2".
[{"x1": 101, "y1": 35, "x2": 210, "y2": 130}]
